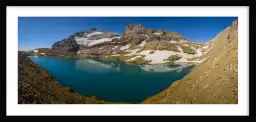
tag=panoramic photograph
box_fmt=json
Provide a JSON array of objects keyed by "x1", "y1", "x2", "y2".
[{"x1": 18, "y1": 17, "x2": 238, "y2": 104}]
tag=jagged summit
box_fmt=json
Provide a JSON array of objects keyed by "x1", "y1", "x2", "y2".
[
  {"x1": 51, "y1": 28, "x2": 121, "y2": 52},
  {"x1": 74, "y1": 28, "x2": 101, "y2": 37},
  {"x1": 125, "y1": 24, "x2": 144, "y2": 33}
]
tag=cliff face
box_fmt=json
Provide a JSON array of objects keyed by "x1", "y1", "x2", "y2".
[
  {"x1": 52, "y1": 35, "x2": 80, "y2": 52},
  {"x1": 51, "y1": 28, "x2": 121, "y2": 52},
  {"x1": 121, "y1": 23, "x2": 186, "y2": 46},
  {"x1": 18, "y1": 52, "x2": 103, "y2": 104},
  {"x1": 142, "y1": 20, "x2": 238, "y2": 104}
]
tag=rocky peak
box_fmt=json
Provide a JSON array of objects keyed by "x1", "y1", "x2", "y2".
[
  {"x1": 125, "y1": 24, "x2": 144, "y2": 34},
  {"x1": 232, "y1": 20, "x2": 238, "y2": 29},
  {"x1": 87, "y1": 28, "x2": 100, "y2": 33},
  {"x1": 52, "y1": 35, "x2": 79, "y2": 52},
  {"x1": 74, "y1": 28, "x2": 100, "y2": 37}
]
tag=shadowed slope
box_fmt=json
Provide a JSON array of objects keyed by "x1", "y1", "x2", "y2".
[{"x1": 18, "y1": 52, "x2": 104, "y2": 104}]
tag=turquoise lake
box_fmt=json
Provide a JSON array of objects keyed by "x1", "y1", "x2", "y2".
[{"x1": 28, "y1": 56, "x2": 195, "y2": 103}]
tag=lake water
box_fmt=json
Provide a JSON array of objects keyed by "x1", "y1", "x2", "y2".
[{"x1": 28, "y1": 56, "x2": 194, "y2": 103}]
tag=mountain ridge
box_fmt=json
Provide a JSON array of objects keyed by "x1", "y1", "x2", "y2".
[
  {"x1": 45, "y1": 23, "x2": 204, "y2": 65},
  {"x1": 51, "y1": 23, "x2": 187, "y2": 52}
]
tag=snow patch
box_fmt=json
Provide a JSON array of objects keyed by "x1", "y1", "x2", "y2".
[
  {"x1": 170, "y1": 40, "x2": 178, "y2": 43},
  {"x1": 85, "y1": 32, "x2": 103, "y2": 38},
  {"x1": 176, "y1": 45, "x2": 184, "y2": 53},
  {"x1": 190, "y1": 46, "x2": 202, "y2": 57},
  {"x1": 180, "y1": 40, "x2": 187, "y2": 42},
  {"x1": 112, "y1": 45, "x2": 119, "y2": 50},
  {"x1": 120, "y1": 44, "x2": 130, "y2": 50},
  {"x1": 33, "y1": 49, "x2": 38, "y2": 53},
  {"x1": 138, "y1": 50, "x2": 173, "y2": 64},
  {"x1": 111, "y1": 54, "x2": 120, "y2": 56},
  {"x1": 203, "y1": 46, "x2": 209, "y2": 49},
  {"x1": 199, "y1": 56, "x2": 210, "y2": 63},
  {"x1": 203, "y1": 45, "x2": 214, "y2": 55},
  {"x1": 126, "y1": 55, "x2": 142, "y2": 61},
  {"x1": 77, "y1": 50, "x2": 86, "y2": 54},
  {"x1": 187, "y1": 56, "x2": 210, "y2": 64},
  {"x1": 88, "y1": 37, "x2": 115, "y2": 46},
  {"x1": 153, "y1": 32, "x2": 161, "y2": 36},
  {"x1": 139, "y1": 40, "x2": 147, "y2": 47},
  {"x1": 75, "y1": 31, "x2": 121, "y2": 47}
]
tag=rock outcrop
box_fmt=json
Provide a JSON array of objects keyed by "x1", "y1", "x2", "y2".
[
  {"x1": 142, "y1": 20, "x2": 238, "y2": 104},
  {"x1": 121, "y1": 24, "x2": 186, "y2": 46},
  {"x1": 125, "y1": 23, "x2": 145, "y2": 34},
  {"x1": 51, "y1": 28, "x2": 121, "y2": 52},
  {"x1": 52, "y1": 35, "x2": 80, "y2": 52}
]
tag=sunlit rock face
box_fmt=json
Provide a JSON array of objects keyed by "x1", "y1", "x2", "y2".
[{"x1": 51, "y1": 28, "x2": 121, "y2": 52}]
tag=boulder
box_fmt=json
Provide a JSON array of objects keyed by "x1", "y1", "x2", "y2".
[{"x1": 66, "y1": 87, "x2": 74, "y2": 92}]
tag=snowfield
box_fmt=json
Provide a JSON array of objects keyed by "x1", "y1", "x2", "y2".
[
  {"x1": 121, "y1": 42, "x2": 209, "y2": 64},
  {"x1": 74, "y1": 31, "x2": 121, "y2": 47},
  {"x1": 73, "y1": 31, "x2": 210, "y2": 65}
]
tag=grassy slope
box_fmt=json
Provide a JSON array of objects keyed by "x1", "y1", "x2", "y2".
[
  {"x1": 180, "y1": 45, "x2": 197, "y2": 54},
  {"x1": 136, "y1": 41, "x2": 179, "y2": 53},
  {"x1": 18, "y1": 52, "x2": 104, "y2": 104},
  {"x1": 142, "y1": 20, "x2": 238, "y2": 104}
]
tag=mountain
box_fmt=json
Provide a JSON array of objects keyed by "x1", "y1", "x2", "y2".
[
  {"x1": 50, "y1": 24, "x2": 204, "y2": 64},
  {"x1": 142, "y1": 20, "x2": 238, "y2": 104},
  {"x1": 120, "y1": 23, "x2": 186, "y2": 45},
  {"x1": 51, "y1": 28, "x2": 121, "y2": 52},
  {"x1": 51, "y1": 24, "x2": 186, "y2": 52}
]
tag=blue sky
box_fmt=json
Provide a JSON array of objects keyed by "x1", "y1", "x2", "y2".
[{"x1": 18, "y1": 17, "x2": 237, "y2": 51}]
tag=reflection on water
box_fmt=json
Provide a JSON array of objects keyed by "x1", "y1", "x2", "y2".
[
  {"x1": 140, "y1": 63, "x2": 195, "y2": 73},
  {"x1": 28, "y1": 56, "x2": 195, "y2": 102},
  {"x1": 75, "y1": 59, "x2": 121, "y2": 73},
  {"x1": 75, "y1": 58, "x2": 195, "y2": 73}
]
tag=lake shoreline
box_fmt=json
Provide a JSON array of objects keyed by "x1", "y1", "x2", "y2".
[
  {"x1": 27, "y1": 55, "x2": 195, "y2": 103},
  {"x1": 28, "y1": 54, "x2": 199, "y2": 67}
]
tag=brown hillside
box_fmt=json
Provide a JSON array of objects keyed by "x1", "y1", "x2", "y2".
[
  {"x1": 18, "y1": 52, "x2": 104, "y2": 104},
  {"x1": 142, "y1": 20, "x2": 238, "y2": 104}
]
